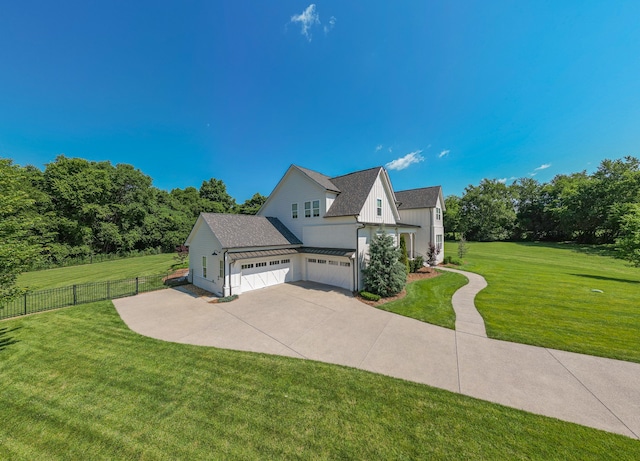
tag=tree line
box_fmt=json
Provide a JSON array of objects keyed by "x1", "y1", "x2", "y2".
[
  {"x1": 0, "y1": 155, "x2": 267, "y2": 271},
  {"x1": 444, "y1": 156, "x2": 640, "y2": 265}
]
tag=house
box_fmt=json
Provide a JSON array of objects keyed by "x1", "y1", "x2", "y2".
[{"x1": 185, "y1": 165, "x2": 445, "y2": 296}]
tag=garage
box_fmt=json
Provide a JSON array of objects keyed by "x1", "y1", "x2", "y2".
[
  {"x1": 240, "y1": 258, "x2": 293, "y2": 292},
  {"x1": 306, "y1": 257, "x2": 353, "y2": 291}
]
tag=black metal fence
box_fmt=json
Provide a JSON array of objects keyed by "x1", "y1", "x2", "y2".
[{"x1": 0, "y1": 273, "x2": 170, "y2": 321}]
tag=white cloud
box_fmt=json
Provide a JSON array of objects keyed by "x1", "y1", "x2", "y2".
[
  {"x1": 385, "y1": 150, "x2": 425, "y2": 171},
  {"x1": 534, "y1": 163, "x2": 551, "y2": 171},
  {"x1": 438, "y1": 149, "x2": 450, "y2": 158},
  {"x1": 291, "y1": 4, "x2": 320, "y2": 41},
  {"x1": 324, "y1": 16, "x2": 336, "y2": 34},
  {"x1": 375, "y1": 144, "x2": 383, "y2": 152},
  {"x1": 497, "y1": 178, "x2": 507, "y2": 184}
]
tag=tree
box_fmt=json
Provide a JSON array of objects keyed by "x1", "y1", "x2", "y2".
[
  {"x1": 616, "y1": 204, "x2": 640, "y2": 266},
  {"x1": 443, "y1": 195, "x2": 461, "y2": 240},
  {"x1": 399, "y1": 235, "x2": 410, "y2": 273},
  {"x1": 459, "y1": 179, "x2": 516, "y2": 241},
  {"x1": 426, "y1": 242, "x2": 441, "y2": 266},
  {"x1": 457, "y1": 234, "x2": 468, "y2": 259},
  {"x1": 362, "y1": 231, "x2": 406, "y2": 297},
  {"x1": 199, "y1": 178, "x2": 236, "y2": 213},
  {"x1": 237, "y1": 193, "x2": 267, "y2": 215},
  {"x1": 0, "y1": 159, "x2": 41, "y2": 304}
]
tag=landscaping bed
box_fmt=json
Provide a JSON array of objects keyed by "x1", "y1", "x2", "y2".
[{"x1": 357, "y1": 266, "x2": 440, "y2": 307}]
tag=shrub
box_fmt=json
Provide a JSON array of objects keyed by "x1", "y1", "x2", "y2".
[
  {"x1": 359, "y1": 291, "x2": 381, "y2": 302},
  {"x1": 218, "y1": 294, "x2": 238, "y2": 303},
  {"x1": 409, "y1": 255, "x2": 425, "y2": 273},
  {"x1": 399, "y1": 235, "x2": 410, "y2": 273},
  {"x1": 362, "y1": 231, "x2": 406, "y2": 297},
  {"x1": 426, "y1": 242, "x2": 441, "y2": 266},
  {"x1": 458, "y1": 234, "x2": 468, "y2": 259}
]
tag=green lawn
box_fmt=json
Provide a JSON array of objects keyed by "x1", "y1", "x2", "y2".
[
  {"x1": 377, "y1": 271, "x2": 468, "y2": 329},
  {"x1": 446, "y1": 241, "x2": 640, "y2": 363},
  {"x1": 1, "y1": 302, "x2": 638, "y2": 459},
  {"x1": 17, "y1": 253, "x2": 178, "y2": 290}
]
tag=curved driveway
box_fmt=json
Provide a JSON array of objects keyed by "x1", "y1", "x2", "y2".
[{"x1": 114, "y1": 277, "x2": 640, "y2": 439}]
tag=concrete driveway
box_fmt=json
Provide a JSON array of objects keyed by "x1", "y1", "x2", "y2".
[{"x1": 114, "y1": 281, "x2": 640, "y2": 439}]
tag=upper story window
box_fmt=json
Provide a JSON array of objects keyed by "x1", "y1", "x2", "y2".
[
  {"x1": 304, "y1": 201, "x2": 311, "y2": 218},
  {"x1": 436, "y1": 207, "x2": 442, "y2": 220},
  {"x1": 292, "y1": 203, "x2": 298, "y2": 219},
  {"x1": 313, "y1": 200, "x2": 320, "y2": 217},
  {"x1": 376, "y1": 198, "x2": 382, "y2": 216}
]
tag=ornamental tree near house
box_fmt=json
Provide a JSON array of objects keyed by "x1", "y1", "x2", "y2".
[
  {"x1": 363, "y1": 232, "x2": 406, "y2": 297},
  {"x1": 426, "y1": 242, "x2": 441, "y2": 266}
]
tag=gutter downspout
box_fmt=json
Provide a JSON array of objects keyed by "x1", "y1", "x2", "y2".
[{"x1": 355, "y1": 217, "x2": 366, "y2": 292}]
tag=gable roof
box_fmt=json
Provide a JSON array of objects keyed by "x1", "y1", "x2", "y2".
[
  {"x1": 395, "y1": 186, "x2": 442, "y2": 210},
  {"x1": 295, "y1": 165, "x2": 340, "y2": 193},
  {"x1": 199, "y1": 213, "x2": 302, "y2": 249},
  {"x1": 324, "y1": 167, "x2": 383, "y2": 217}
]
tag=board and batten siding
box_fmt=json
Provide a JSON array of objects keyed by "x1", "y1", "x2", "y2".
[
  {"x1": 187, "y1": 217, "x2": 225, "y2": 296},
  {"x1": 358, "y1": 173, "x2": 397, "y2": 224},
  {"x1": 302, "y1": 223, "x2": 358, "y2": 249},
  {"x1": 258, "y1": 167, "x2": 330, "y2": 241}
]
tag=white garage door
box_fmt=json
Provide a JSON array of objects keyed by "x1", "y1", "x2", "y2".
[
  {"x1": 240, "y1": 259, "x2": 292, "y2": 293},
  {"x1": 306, "y1": 258, "x2": 352, "y2": 291}
]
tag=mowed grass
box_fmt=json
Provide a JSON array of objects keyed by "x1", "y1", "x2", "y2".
[
  {"x1": 17, "y1": 253, "x2": 177, "y2": 290},
  {"x1": 446, "y1": 241, "x2": 640, "y2": 363},
  {"x1": 378, "y1": 271, "x2": 468, "y2": 329},
  {"x1": 1, "y1": 302, "x2": 638, "y2": 459}
]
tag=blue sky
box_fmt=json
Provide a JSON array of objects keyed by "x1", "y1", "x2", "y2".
[{"x1": 2, "y1": 1, "x2": 639, "y2": 201}]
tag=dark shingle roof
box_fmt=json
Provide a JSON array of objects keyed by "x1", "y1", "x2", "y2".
[
  {"x1": 299, "y1": 247, "x2": 356, "y2": 258},
  {"x1": 395, "y1": 186, "x2": 442, "y2": 210},
  {"x1": 200, "y1": 213, "x2": 302, "y2": 249},
  {"x1": 325, "y1": 167, "x2": 382, "y2": 217},
  {"x1": 295, "y1": 166, "x2": 341, "y2": 193}
]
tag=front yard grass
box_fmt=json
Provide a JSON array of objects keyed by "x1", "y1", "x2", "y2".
[
  {"x1": 446, "y1": 241, "x2": 640, "y2": 363},
  {"x1": 0, "y1": 301, "x2": 638, "y2": 459},
  {"x1": 17, "y1": 253, "x2": 178, "y2": 290},
  {"x1": 377, "y1": 271, "x2": 468, "y2": 329}
]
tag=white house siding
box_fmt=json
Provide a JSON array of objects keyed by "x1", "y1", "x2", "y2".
[
  {"x1": 186, "y1": 217, "x2": 225, "y2": 296},
  {"x1": 358, "y1": 173, "x2": 398, "y2": 224},
  {"x1": 258, "y1": 168, "x2": 327, "y2": 241},
  {"x1": 398, "y1": 204, "x2": 444, "y2": 264},
  {"x1": 303, "y1": 223, "x2": 357, "y2": 249}
]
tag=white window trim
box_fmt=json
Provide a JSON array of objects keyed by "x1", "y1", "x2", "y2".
[
  {"x1": 376, "y1": 198, "x2": 382, "y2": 217},
  {"x1": 312, "y1": 200, "x2": 320, "y2": 217},
  {"x1": 304, "y1": 201, "x2": 311, "y2": 218},
  {"x1": 292, "y1": 203, "x2": 298, "y2": 219}
]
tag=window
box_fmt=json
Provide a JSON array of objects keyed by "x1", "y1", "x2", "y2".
[
  {"x1": 436, "y1": 207, "x2": 441, "y2": 220},
  {"x1": 304, "y1": 201, "x2": 311, "y2": 218},
  {"x1": 436, "y1": 234, "x2": 443, "y2": 251},
  {"x1": 256, "y1": 262, "x2": 267, "y2": 268},
  {"x1": 308, "y1": 258, "x2": 317, "y2": 263},
  {"x1": 376, "y1": 198, "x2": 382, "y2": 217},
  {"x1": 317, "y1": 259, "x2": 327, "y2": 264},
  {"x1": 292, "y1": 203, "x2": 298, "y2": 219},
  {"x1": 328, "y1": 260, "x2": 339, "y2": 266},
  {"x1": 270, "y1": 260, "x2": 279, "y2": 266},
  {"x1": 241, "y1": 263, "x2": 254, "y2": 270},
  {"x1": 202, "y1": 256, "x2": 207, "y2": 278},
  {"x1": 219, "y1": 259, "x2": 224, "y2": 278},
  {"x1": 313, "y1": 200, "x2": 320, "y2": 217},
  {"x1": 340, "y1": 262, "x2": 351, "y2": 267},
  {"x1": 281, "y1": 259, "x2": 290, "y2": 264}
]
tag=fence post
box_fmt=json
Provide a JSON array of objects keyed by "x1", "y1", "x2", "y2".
[
  {"x1": 24, "y1": 293, "x2": 27, "y2": 315},
  {"x1": 107, "y1": 280, "x2": 110, "y2": 299},
  {"x1": 135, "y1": 277, "x2": 139, "y2": 295},
  {"x1": 73, "y1": 285, "x2": 77, "y2": 305}
]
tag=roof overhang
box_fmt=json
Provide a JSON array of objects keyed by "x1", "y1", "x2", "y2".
[{"x1": 228, "y1": 248, "x2": 300, "y2": 261}]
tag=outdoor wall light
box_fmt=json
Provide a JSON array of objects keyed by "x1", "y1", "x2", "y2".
[{"x1": 211, "y1": 251, "x2": 218, "y2": 256}]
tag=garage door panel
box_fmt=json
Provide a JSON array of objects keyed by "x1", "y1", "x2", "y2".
[
  {"x1": 240, "y1": 260, "x2": 292, "y2": 293},
  {"x1": 306, "y1": 258, "x2": 352, "y2": 291}
]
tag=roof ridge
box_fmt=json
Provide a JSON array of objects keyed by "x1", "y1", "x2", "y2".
[
  {"x1": 396, "y1": 185, "x2": 441, "y2": 193},
  {"x1": 330, "y1": 165, "x2": 383, "y2": 180}
]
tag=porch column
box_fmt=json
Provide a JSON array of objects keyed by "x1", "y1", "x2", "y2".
[{"x1": 410, "y1": 233, "x2": 414, "y2": 259}]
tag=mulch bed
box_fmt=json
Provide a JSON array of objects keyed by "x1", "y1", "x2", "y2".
[{"x1": 357, "y1": 266, "x2": 441, "y2": 307}]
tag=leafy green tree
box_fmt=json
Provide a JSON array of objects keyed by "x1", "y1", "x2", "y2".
[
  {"x1": 459, "y1": 179, "x2": 516, "y2": 241},
  {"x1": 363, "y1": 232, "x2": 406, "y2": 297},
  {"x1": 443, "y1": 195, "x2": 461, "y2": 240},
  {"x1": 616, "y1": 204, "x2": 640, "y2": 266},
  {"x1": 238, "y1": 193, "x2": 267, "y2": 215},
  {"x1": 457, "y1": 234, "x2": 468, "y2": 259},
  {"x1": 0, "y1": 159, "x2": 41, "y2": 303},
  {"x1": 199, "y1": 178, "x2": 236, "y2": 213}
]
